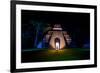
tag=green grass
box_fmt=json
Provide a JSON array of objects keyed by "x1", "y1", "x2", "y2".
[{"x1": 22, "y1": 48, "x2": 90, "y2": 63}]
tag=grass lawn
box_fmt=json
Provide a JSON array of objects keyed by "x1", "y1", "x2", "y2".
[{"x1": 21, "y1": 48, "x2": 90, "y2": 63}]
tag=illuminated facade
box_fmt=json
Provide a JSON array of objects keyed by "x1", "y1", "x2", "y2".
[{"x1": 45, "y1": 24, "x2": 71, "y2": 50}]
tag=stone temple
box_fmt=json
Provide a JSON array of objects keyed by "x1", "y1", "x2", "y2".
[{"x1": 45, "y1": 24, "x2": 71, "y2": 50}]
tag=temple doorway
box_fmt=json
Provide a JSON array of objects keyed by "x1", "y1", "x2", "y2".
[{"x1": 55, "y1": 38, "x2": 60, "y2": 50}]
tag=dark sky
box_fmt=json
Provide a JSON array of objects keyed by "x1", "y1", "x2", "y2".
[
  {"x1": 22, "y1": 10, "x2": 90, "y2": 32},
  {"x1": 21, "y1": 10, "x2": 90, "y2": 49}
]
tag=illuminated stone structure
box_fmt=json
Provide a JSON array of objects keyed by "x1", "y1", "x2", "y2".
[{"x1": 45, "y1": 24, "x2": 71, "y2": 50}]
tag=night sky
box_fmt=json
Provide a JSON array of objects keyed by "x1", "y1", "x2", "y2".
[{"x1": 21, "y1": 10, "x2": 90, "y2": 49}]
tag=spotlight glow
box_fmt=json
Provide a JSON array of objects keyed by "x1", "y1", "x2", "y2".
[{"x1": 56, "y1": 42, "x2": 60, "y2": 50}]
